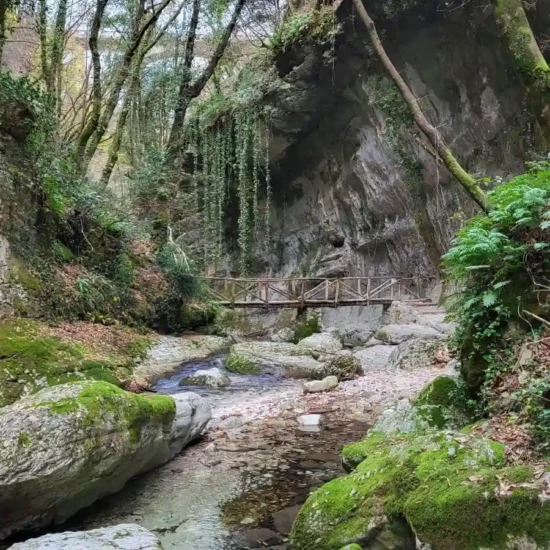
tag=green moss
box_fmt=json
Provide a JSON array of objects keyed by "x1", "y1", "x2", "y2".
[
  {"x1": 34, "y1": 381, "x2": 176, "y2": 444},
  {"x1": 18, "y1": 432, "x2": 30, "y2": 447},
  {"x1": 52, "y1": 240, "x2": 75, "y2": 262},
  {"x1": 225, "y1": 350, "x2": 260, "y2": 374},
  {"x1": 0, "y1": 320, "x2": 150, "y2": 408},
  {"x1": 293, "y1": 315, "x2": 321, "y2": 343},
  {"x1": 291, "y1": 430, "x2": 550, "y2": 550},
  {"x1": 8, "y1": 259, "x2": 42, "y2": 292}
]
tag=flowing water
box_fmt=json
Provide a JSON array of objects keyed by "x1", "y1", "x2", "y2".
[{"x1": 4, "y1": 355, "x2": 370, "y2": 549}]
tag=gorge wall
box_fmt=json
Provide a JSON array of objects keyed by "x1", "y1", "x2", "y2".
[{"x1": 258, "y1": 0, "x2": 548, "y2": 279}]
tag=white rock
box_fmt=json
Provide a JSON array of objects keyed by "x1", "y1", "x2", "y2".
[
  {"x1": 353, "y1": 345, "x2": 395, "y2": 372},
  {"x1": 303, "y1": 376, "x2": 339, "y2": 393},
  {"x1": 375, "y1": 324, "x2": 445, "y2": 345},
  {"x1": 9, "y1": 524, "x2": 163, "y2": 549},
  {"x1": 297, "y1": 332, "x2": 343, "y2": 354},
  {"x1": 387, "y1": 338, "x2": 448, "y2": 371},
  {"x1": 298, "y1": 414, "x2": 321, "y2": 427},
  {"x1": 169, "y1": 392, "x2": 211, "y2": 455},
  {"x1": 272, "y1": 327, "x2": 296, "y2": 343}
]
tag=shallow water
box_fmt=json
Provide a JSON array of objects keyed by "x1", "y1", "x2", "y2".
[{"x1": 4, "y1": 356, "x2": 369, "y2": 549}]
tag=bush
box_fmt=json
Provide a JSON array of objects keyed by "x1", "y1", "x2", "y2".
[{"x1": 444, "y1": 166, "x2": 550, "y2": 399}]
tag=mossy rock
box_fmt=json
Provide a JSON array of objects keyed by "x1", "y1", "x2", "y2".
[
  {"x1": 8, "y1": 258, "x2": 42, "y2": 292},
  {"x1": 0, "y1": 320, "x2": 149, "y2": 408},
  {"x1": 225, "y1": 350, "x2": 261, "y2": 374},
  {"x1": 291, "y1": 430, "x2": 550, "y2": 550},
  {"x1": 413, "y1": 376, "x2": 472, "y2": 429},
  {"x1": 321, "y1": 355, "x2": 360, "y2": 380}
]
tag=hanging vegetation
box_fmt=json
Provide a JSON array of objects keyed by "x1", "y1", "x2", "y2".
[{"x1": 184, "y1": 96, "x2": 272, "y2": 274}]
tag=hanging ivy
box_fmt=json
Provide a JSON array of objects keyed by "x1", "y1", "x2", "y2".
[{"x1": 186, "y1": 97, "x2": 272, "y2": 274}]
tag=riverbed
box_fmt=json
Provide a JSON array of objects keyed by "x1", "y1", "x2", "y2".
[{"x1": 58, "y1": 354, "x2": 441, "y2": 549}]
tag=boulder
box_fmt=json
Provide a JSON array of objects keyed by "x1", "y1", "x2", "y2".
[
  {"x1": 353, "y1": 345, "x2": 394, "y2": 372},
  {"x1": 179, "y1": 367, "x2": 231, "y2": 388},
  {"x1": 272, "y1": 327, "x2": 296, "y2": 343},
  {"x1": 169, "y1": 392, "x2": 211, "y2": 455},
  {"x1": 375, "y1": 324, "x2": 445, "y2": 345},
  {"x1": 296, "y1": 332, "x2": 343, "y2": 354},
  {"x1": 321, "y1": 355, "x2": 360, "y2": 380},
  {"x1": 340, "y1": 325, "x2": 375, "y2": 348},
  {"x1": 384, "y1": 301, "x2": 455, "y2": 334},
  {"x1": 292, "y1": 430, "x2": 550, "y2": 550},
  {"x1": 275, "y1": 355, "x2": 325, "y2": 379},
  {"x1": 225, "y1": 341, "x2": 312, "y2": 374},
  {"x1": 303, "y1": 376, "x2": 339, "y2": 393},
  {"x1": 0, "y1": 381, "x2": 209, "y2": 539},
  {"x1": 387, "y1": 338, "x2": 448, "y2": 370},
  {"x1": 9, "y1": 524, "x2": 163, "y2": 549}
]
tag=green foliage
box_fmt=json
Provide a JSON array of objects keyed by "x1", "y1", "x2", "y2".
[
  {"x1": 444, "y1": 167, "x2": 550, "y2": 397},
  {"x1": 293, "y1": 315, "x2": 321, "y2": 343},
  {"x1": 269, "y1": 7, "x2": 338, "y2": 54}
]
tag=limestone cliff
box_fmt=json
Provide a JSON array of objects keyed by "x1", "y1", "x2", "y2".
[{"x1": 259, "y1": 0, "x2": 547, "y2": 278}]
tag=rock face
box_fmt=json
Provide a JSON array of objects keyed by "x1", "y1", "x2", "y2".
[
  {"x1": 353, "y1": 345, "x2": 394, "y2": 372},
  {"x1": 249, "y1": 0, "x2": 548, "y2": 280},
  {"x1": 0, "y1": 381, "x2": 210, "y2": 538},
  {"x1": 297, "y1": 332, "x2": 343, "y2": 354},
  {"x1": 179, "y1": 367, "x2": 231, "y2": 388},
  {"x1": 375, "y1": 324, "x2": 444, "y2": 345},
  {"x1": 387, "y1": 337, "x2": 447, "y2": 370},
  {"x1": 9, "y1": 524, "x2": 163, "y2": 549}
]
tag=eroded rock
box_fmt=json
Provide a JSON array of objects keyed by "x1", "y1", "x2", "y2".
[
  {"x1": 296, "y1": 332, "x2": 343, "y2": 354},
  {"x1": 375, "y1": 324, "x2": 445, "y2": 345},
  {"x1": 179, "y1": 367, "x2": 231, "y2": 388},
  {"x1": 0, "y1": 381, "x2": 209, "y2": 538},
  {"x1": 388, "y1": 337, "x2": 448, "y2": 370},
  {"x1": 303, "y1": 375, "x2": 338, "y2": 393},
  {"x1": 9, "y1": 524, "x2": 163, "y2": 549}
]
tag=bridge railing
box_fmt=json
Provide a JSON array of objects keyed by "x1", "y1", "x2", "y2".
[{"x1": 200, "y1": 276, "x2": 436, "y2": 308}]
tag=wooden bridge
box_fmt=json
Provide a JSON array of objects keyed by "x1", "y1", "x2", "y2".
[{"x1": 200, "y1": 276, "x2": 436, "y2": 309}]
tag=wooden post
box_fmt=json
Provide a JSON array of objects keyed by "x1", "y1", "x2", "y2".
[
  {"x1": 366, "y1": 278, "x2": 371, "y2": 304},
  {"x1": 334, "y1": 278, "x2": 340, "y2": 306},
  {"x1": 264, "y1": 281, "x2": 269, "y2": 310},
  {"x1": 357, "y1": 277, "x2": 361, "y2": 297},
  {"x1": 301, "y1": 280, "x2": 305, "y2": 309},
  {"x1": 230, "y1": 280, "x2": 235, "y2": 308},
  {"x1": 325, "y1": 280, "x2": 329, "y2": 301},
  {"x1": 391, "y1": 278, "x2": 396, "y2": 301}
]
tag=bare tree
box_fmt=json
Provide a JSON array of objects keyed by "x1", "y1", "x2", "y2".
[
  {"x1": 165, "y1": 0, "x2": 247, "y2": 166},
  {"x1": 76, "y1": 0, "x2": 175, "y2": 172},
  {"x1": 351, "y1": 0, "x2": 487, "y2": 212}
]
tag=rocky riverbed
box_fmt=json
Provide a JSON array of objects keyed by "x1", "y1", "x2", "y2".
[{"x1": 58, "y1": 352, "x2": 443, "y2": 550}]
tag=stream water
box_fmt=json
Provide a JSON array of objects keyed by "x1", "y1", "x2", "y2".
[
  {"x1": 66, "y1": 355, "x2": 369, "y2": 549},
  {"x1": 2, "y1": 355, "x2": 371, "y2": 549}
]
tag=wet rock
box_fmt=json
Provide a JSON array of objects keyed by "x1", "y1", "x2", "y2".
[
  {"x1": 303, "y1": 375, "x2": 338, "y2": 393},
  {"x1": 271, "y1": 504, "x2": 301, "y2": 535},
  {"x1": 134, "y1": 335, "x2": 231, "y2": 385},
  {"x1": 226, "y1": 341, "x2": 312, "y2": 374},
  {"x1": 242, "y1": 528, "x2": 283, "y2": 548},
  {"x1": 0, "y1": 381, "x2": 206, "y2": 539},
  {"x1": 353, "y1": 345, "x2": 394, "y2": 372},
  {"x1": 9, "y1": 524, "x2": 163, "y2": 549},
  {"x1": 388, "y1": 338, "x2": 448, "y2": 371},
  {"x1": 375, "y1": 324, "x2": 445, "y2": 345},
  {"x1": 179, "y1": 367, "x2": 231, "y2": 388},
  {"x1": 296, "y1": 332, "x2": 343, "y2": 354}
]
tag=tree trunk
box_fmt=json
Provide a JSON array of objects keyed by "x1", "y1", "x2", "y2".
[
  {"x1": 492, "y1": 0, "x2": 550, "y2": 148},
  {"x1": 37, "y1": 0, "x2": 52, "y2": 91},
  {"x1": 79, "y1": 0, "x2": 173, "y2": 173},
  {"x1": 50, "y1": 0, "x2": 68, "y2": 118},
  {"x1": 75, "y1": 0, "x2": 109, "y2": 166},
  {"x1": 351, "y1": 0, "x2": 487, "y2": 212},
  {"x1": 165, "y1": 0, "x2": 247, "y2": 163},
  {"x1": 0, "y1": 0, "x2": 8, "y2": 65}
]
